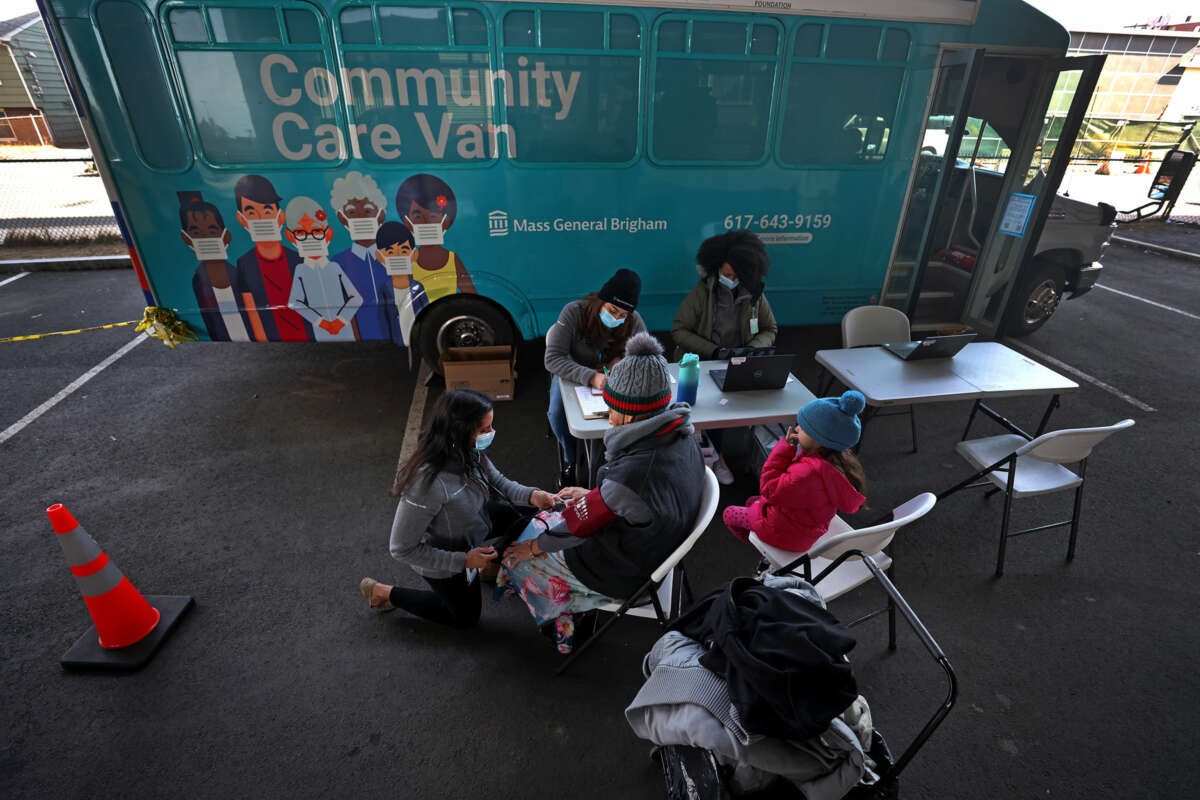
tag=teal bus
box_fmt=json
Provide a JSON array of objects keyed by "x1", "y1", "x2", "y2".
[{"x1": 36, "y1": 0, "x2": 1108, "y2": 363}]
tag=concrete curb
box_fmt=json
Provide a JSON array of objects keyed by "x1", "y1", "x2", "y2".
[
  {"x1": 0, "y1": 254, "x2": 131, "y2": 272},
  {"x1": 1111, "y1": 235, "x2": 1200, "y2": 264}
]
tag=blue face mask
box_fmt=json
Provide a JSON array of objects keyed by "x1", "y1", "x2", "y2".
[
  {"x1": 474, "y1": 430, "x2": 496, "y2": 451},
  {"x1": 718, "y1": 274, "x2": 740, "y2": 290},
  {"x1": 599, "y1": 308, "x2": 625, "y2": 328}
]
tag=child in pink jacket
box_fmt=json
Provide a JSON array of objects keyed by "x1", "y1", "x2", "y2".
[{"x1": 724, "y1": 391, "x2": 868, "y2": 553}]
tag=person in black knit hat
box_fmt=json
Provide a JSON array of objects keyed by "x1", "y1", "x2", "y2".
[
  {"x1": 501, "y1": 332, "x2": 705, "y2": 654},
  {"x1": 544, "y1": 268, "x2": 647, "y2": 488}
]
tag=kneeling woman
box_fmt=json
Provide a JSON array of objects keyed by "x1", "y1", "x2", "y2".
[
  {"x1": 360, "y1": 389, "x2": 558, "y2": 628},
  {"x1": 501, "y1": 333, "x2": 705, "y2": 652}
]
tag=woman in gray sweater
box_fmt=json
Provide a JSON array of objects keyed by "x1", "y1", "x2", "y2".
[
  {"x1": 544, "y1": 268, "x2": 647, "y2": 488},
  {"x1": 360, "y1": 390, "x2": 558, "y2": 628}
]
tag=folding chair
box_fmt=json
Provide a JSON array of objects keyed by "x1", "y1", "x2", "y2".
[
  {"x1": 821, "y1": 305, "x2": 918, "y2": 453},
  {"x1": 749, "y1": 493, "x2": 936, "y2": 649},
  {"x1": 649, "y1": 552, "x2": 957, "y2": 799},
  {"x1": 940, "y1": 419, "x2": 1134, "y2": 576},
  {"x1": 556, "y1": 466, "x2": 721, "y2": 676}
]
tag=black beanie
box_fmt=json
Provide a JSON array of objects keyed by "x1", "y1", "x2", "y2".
[{"x1": 599, "y1": 268, "x2": 641, "y2": 312}]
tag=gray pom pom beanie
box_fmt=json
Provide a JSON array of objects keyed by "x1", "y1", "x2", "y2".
[
  {"x1": 602, "y1": 332, "x2": 672, "y2": 416},
  {"x1": 796, "y1": 390, "x2": 867, "y2": 451}
]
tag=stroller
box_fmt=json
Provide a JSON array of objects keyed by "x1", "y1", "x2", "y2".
[{"x1": 647, "y1": 551, "x2": 957, "y2": 799}]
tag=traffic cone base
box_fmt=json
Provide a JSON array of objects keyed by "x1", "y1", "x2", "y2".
[{"x1": 62, "y1": 594, "x2": 194, "y2": 672}]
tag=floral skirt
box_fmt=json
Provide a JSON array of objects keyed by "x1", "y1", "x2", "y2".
[{"x1": 496, "y1": 511, "x2": 615, "y2": 653}]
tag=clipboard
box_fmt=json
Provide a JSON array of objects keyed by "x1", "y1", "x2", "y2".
[{"x1": 574, "y1": 385, "x2": 609, "y2": 419}]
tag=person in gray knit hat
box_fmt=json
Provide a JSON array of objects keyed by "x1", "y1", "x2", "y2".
[{"x1": 499, "y1": 332, "x2": 705, "y2": 654}]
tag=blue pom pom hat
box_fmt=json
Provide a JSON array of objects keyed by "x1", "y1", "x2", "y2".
[{"x1": 796, "y1": 390, "x2": 867, "y2": 451}]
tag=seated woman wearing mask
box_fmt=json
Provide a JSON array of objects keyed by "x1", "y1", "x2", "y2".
[
  {"x1": 359, "y1": 389, "x2": 559, "y2": 629},
  {"x1": 501, "y1": 333, "x2": 705, "y2": 654},
  {"x1": 671, "y1": 230, "x2": 778, "y2": 483},
  {"x1": 544, "y1": 268, "x2": 647, "y2": 488}
]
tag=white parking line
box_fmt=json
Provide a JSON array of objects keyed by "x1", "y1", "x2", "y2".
[
  {"x1": 0, "y1": 334, "x2": 146, "y2": 446},
  {"x1": 393, "y1": 361, "x2": 432, "y2": 481},
  {"x1": 1003, "y1": 338, "x2": 1156, "y2": 413},
  {"x1": 0, "y1": 271, "x2": 30, "y2": 288},
  {"x1": 1094, "y1": 284, "x2": 1200, "y2": 322}
]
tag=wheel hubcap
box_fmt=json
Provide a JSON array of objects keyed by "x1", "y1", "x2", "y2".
[
  {"x1": 1023, "y1": 280, "x2": 1061, "y2": 326},
  {"x1": 436, "y1": 315, "x2": 496, "y2": 355}
]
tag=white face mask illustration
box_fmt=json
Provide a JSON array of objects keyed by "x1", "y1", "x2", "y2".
[
  {"x1": 406, "y1": 216, "x2": 446, "y2": 247},
  {"x1": 384, "y1": 254, "x2": 413, "y2": 276},
  {"x1": 246, "y1": 216, "x2": 282, "y2": 242},
  {"x1": 347, "y1": 217, "x2": 380, "y2": 241},
  {"x1": 185, "y1": 231, "x2": 228, "y2": 262},
  {"x1": 295, "y1": 236, "x2": 329, "y2": 260}
]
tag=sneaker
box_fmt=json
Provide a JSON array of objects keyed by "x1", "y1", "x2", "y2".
[
  {"x1": 359, "y1": 577, "x2": 395, "y2": 612},
  {"x1": 711, "y1": 456, "x2": 734, "y2": 485},
  {"x1": 558, "y1": 462, "x2": 576, "y2": 490}
]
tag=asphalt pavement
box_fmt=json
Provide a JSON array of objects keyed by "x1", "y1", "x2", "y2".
[{"x1": 1, "y1": 246, "x2": 1197, "y2": 799}]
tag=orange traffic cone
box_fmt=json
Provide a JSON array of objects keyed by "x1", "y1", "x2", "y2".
[
  {"x1": 1134, "y1": 157, "x2": 1152, "y2": 175},
  {"x1": 47, "y1": 504, "x2": 193, "y2": 670}
]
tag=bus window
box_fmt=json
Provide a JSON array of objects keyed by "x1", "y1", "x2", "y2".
[
  {"x1": 166, "y1": 3, "x2": 344, "y2": 166},
  {"x1": 502, "y1": 10, "x2": 641, "y2": 165},
  {"x1": 651, "y1": 16, "x2": 781, "y2": 165},
  {"x1": 95, "y1": 0, "x2": 191, "y2": 170},
  {"x1": 338, "y1": 4, "x2": 497, "y2": 165},
  {"x1": 778, "y1": 24, "x2": 907, "y2": 166}
]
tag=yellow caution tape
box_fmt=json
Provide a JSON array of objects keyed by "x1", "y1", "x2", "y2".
[
  {"x1": 0, "y1": 307, "x2": 197, "y2": 348},
  {"x1": 135, "y1": 306, "x2": 197, "y2": 349},
  {"x1": 0, "y1": 318, "x2": 138, "y2": 343}
]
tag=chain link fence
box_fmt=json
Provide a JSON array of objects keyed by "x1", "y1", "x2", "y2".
[{"x1": 0, "y1": 147, "x2": 124, "y2": 262}]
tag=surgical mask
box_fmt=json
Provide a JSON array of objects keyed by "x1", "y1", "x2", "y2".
[
  {"x1": 383, "y1": 254, "x2": 413, "y2": 275},
  {"x1": 184, "y1": 231, "x2": 228, "y2": 262},
  {"x1": 406, "y1": 216, "x2": 445, "y2": 246},
  {"x1": 599, "y1": 308, "x2": 624, "y2": 328},
  {"x1": 246, "y1": 217, "x2": 282, "y2": 242},
  {"x1": 718, "y1": 274, "x2": 740, "y2": 290},
  {"x1": 295, "y1": 237, "x2": 329, "y2": 259},
  {"x1": 347, "y1": 217, "x2": 380, "y2": 241},
  {"x1": 474, "y1": 430, "x2": 495, "y2": 451}
]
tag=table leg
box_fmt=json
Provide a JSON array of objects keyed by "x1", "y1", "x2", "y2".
[
  {"x1": 853, "y1": 406, "x2": 877, "y2": 454},
  {"x1": 1035, "y1": 394, "x2": 1061, "y2": 437},
  {"x1": 585, "y1": 439, "x2": 602, "y2": 488},
  {"x1": 961, "y1": 400, "x2": 981, "y2": 441}
]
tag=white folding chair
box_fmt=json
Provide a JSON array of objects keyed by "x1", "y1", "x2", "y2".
[
  {"x1": 556, "y1": 466, "x2": 721, "y2": 675},
  {"x1": 749, "y1": 493, "x2": 936, "y2": 649},
  {"x1": 822, "y1": 305, "x2": 918, "y2": 452},
  {"x1": 942, "y1": 419, "x2": 1134, "y2": 576}
]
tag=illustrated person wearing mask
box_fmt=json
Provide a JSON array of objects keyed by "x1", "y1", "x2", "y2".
[
  {"x1": 373, "y1": 221, "x2": 421, "y2": 345},
  {"x1": 359, "y1": 389, "x2": 560, "y2": 629},
  {"x1": 330, "y1": 171, "x2": 394, "y2": 342},
  {"x1": 671, "y1": 230, "x2": 778, "y2": 484},
  {"x1": 395, "y1": 173, "x2": 475, "y2": 305},
  {"x1": 500, "y1": 333, "x2": 705, "y2": 654},
  {"x1": 179, "y1": 192, "x2": 249, "y2": 342},
  {"x1": 544, "y1": 268, "x2": 647, "y2": 488},
  {"x1": 284, "y1": 196, "x2": 363, "y2": 342},
  {"x1": 232, "y1": 174, "x2": 309, "y2": 341}
]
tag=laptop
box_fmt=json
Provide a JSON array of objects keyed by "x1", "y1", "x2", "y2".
[
  {"x1": 882, "y1": 333, "x2": 977, "y2": 361},
  {"x1": 709, "y1": 353, "x2": 793, "y2": 392}
]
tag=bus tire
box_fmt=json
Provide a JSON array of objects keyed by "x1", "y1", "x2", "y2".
[
  {"x1": 415, "y1": 296, "x2": 517, "y2": 374},
  {"x1": 1005, "y1": 261, "x2": 1066, "y2": 337}
]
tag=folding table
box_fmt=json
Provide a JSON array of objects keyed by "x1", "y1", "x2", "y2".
[
  {"x1": 814, "y1": 342, "x2": 1079, "y2": 445},
  {"x1": 560, "y1": 360, "x2": 817, "y2": 487}
]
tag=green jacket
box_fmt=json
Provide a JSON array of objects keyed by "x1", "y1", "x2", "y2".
[{"x1": 671, "y1": 273, "x2": 778, "y2": 361}]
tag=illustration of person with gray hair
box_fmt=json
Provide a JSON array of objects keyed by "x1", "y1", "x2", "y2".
[
  {"x1": 285, "y1": 195, "x2": 363, "y2": 342},
  {"x1": 330, "y1": 171, "x2": 396, "y2": 342}
]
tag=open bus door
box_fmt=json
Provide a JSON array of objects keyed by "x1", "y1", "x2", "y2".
[
  {"x1": 960, "y1": 55, "x2": 1105, "y2": 336},
  {"x1": 881, "y1": 48, "x2": 985, "y2": 319}
]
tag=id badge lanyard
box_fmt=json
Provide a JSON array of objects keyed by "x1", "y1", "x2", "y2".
[{"x1": 749, "y1": 306, "x2": 760, "y2": 337}]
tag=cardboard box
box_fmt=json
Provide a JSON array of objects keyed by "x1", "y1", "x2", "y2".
[{"x1": 441, "y1": 346, "x2": 516, "y2": 401}]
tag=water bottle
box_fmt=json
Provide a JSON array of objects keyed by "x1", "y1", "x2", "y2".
[{"x1": 677, "y1": 353, "x2": 700, "y2": 406}]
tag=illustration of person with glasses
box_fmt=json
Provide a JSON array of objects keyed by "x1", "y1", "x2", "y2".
[{"x1": 284, "y1": 195, "x2": 363, "y2": 342}]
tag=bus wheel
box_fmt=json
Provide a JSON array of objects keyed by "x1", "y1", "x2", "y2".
[
  {"x1": 415, "y1": 296, "x2": 516, "y2": 373},
  {"x1": 1005, "y1": 262, "x2": 1065, "y2": 337}
]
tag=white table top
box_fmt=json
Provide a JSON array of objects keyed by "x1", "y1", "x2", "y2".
[
  {"x1": 561, "y1": 360, "x2": 817, "y2": 440},
  {"x1": 814, "y1": 342, "x2": 1078, "y2": 407}
]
